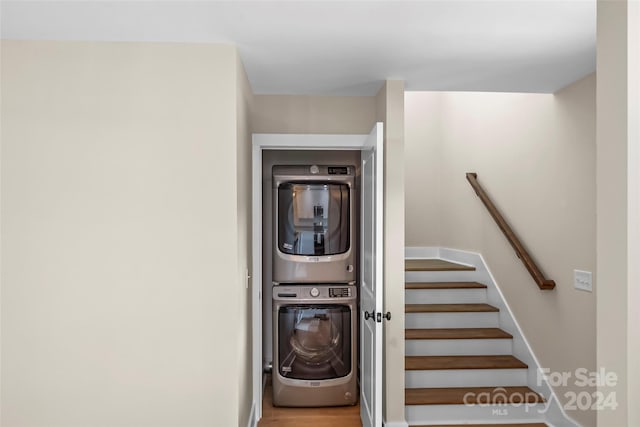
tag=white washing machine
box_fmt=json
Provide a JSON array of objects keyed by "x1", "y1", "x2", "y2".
[{"x1": 272, "y1": 284, "x2": 357, "y2": 407}]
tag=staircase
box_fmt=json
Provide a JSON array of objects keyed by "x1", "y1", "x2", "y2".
[{"x1": 404, "y1": 257, "x2": 548, "y2": 427}]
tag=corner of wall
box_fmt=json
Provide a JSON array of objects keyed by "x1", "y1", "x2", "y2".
[
  {"x1": 377, "y1": 80, "x2": 407, "y2": 425},
  {"x1": 596, "y1": 1, "x2": 629, "y2": 426},
  {"x1": 235, "y1": 51, "x2": 255, "y2": 427}
]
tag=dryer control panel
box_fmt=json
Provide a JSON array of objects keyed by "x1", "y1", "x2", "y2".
[{"x1": 329, "y1": 287, "x2": 352, "y2": 298}]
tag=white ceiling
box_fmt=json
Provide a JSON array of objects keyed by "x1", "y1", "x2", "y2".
[{"x1": 0, "y1": 0, "x2": 596, "y2": 95}]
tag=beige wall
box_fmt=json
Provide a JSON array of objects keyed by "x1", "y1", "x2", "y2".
[
  {"x1": 596, "y1": 1, "x2": 630, "y2": 426},
  {"x1": 405, "y1": 74, "x2": 596, "y2": 427},
  {"x1": 0, "y1": 41, "x2": 246, "y2": 427},
  {"x1": 252, "y1": 95, "x2": 376, "y2": 134},
  {"x1": 627, "y1": 3, "x2": 640, "y2": 425},
  {"x1": 236, "y1": 55, "x2": 254, "y2": 427},
  {"x1": 404, "y1": 94, "x2": 442, "y2": 246},
  {"x1": 376, "y1": 81, "x2": 406, "y2": 425}
]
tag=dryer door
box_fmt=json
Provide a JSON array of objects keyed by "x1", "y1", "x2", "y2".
[
  {"x1": 277, "y1": 304, "x2": 352, "y2": 380},
  {"x1": 277, "y1": 183, "x2": 350, "y2": 256}
]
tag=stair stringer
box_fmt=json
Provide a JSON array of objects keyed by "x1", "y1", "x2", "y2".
[{"x1": 405, "y1": 246, "x2": 580, "y2": 427}]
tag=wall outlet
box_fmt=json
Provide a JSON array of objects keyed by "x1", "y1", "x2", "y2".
[{"x1": 574, "y1": 270, "x2": 593, "y2": 292}]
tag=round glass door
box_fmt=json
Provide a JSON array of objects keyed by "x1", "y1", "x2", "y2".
[
  {"x1": 277, "y1": 304, "x2": 352, "y2": 380},
  {"x1": 277, "y1": 183, "x2": 350, "y2": 256}
]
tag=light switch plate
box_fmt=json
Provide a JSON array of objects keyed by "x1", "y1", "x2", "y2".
[{"x1": 574, "y1": 270, "x2": 593, "y2": 292}]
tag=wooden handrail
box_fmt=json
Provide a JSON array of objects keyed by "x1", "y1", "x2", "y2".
[{"x1": 466, "y1": 173, "x2": 555, "y2": 290}]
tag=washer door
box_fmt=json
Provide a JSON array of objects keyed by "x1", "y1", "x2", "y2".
[{"x1": 277, "y1": 304, "x2": 352, "y2": 380}]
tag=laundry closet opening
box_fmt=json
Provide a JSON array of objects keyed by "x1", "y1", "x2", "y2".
[
  {"x1": 251, "y1": 127, "x2": 384, "y2": 427},
  {"x1": 263, "y1": 150, "x2": 361, "y2": 410}
]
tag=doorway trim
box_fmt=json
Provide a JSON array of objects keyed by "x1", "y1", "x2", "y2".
[{"x1": 251, "y1": 132, "x2": 370, "y2": 426}]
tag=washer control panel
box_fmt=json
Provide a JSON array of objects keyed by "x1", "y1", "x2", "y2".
[{"x1": 274, "y1": 285, "x2": 355, "y2": 302}]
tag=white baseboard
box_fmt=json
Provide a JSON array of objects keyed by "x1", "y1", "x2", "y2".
[
  {"x1": 247, "y1": 401, "x2": 257, "y2": 427},
  {"x1": 405, "y1": 246, "x2": 439, "y2": 259},
  {"x1": 383, "y1": 420, "x2": 409, "y2": 427}
]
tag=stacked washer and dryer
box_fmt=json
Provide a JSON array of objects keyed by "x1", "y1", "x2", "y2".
[{"x1": 271, "y1": 165, "x2": 358, "y2": 407}]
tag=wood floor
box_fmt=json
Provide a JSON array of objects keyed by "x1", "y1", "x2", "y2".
[{"x1": 258, "y1": 376, "x2": 362, "y2": 427}]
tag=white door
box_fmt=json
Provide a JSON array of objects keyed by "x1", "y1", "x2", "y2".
[{"x1": 360, "y1": 122, "x2": 384, "y2": 427}]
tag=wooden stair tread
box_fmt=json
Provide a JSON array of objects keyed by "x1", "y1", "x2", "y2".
[
  {"x1": 406, "y1": 355, "x2": 527, "y2": 370},
  {"x1": 413, "y1": 424, "x2": 548, "y2": 427},
  {"x1": 405, "y1": 328, "x2": 512, "y2": 340},
  {"x1": 405, "y1": 386, "x2": 545, "y2": 405},
  {"x1": 405, "y1": 259, "x2": 476, "y2": 272},
  {"x1": 406, "y1": 281, "x2": 487, "y2": 289},
  {"x1": 406, "y1": 303, "x2": 499, "y2": 313}
]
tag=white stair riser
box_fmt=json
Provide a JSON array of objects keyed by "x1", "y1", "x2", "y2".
[
  {"x1": 406, "y1": 271, "x2": 479, "y2": 282},
  {"x1": 405, "y1": 403, "x2": 548, "y2": 425},
  {"x1": 405, "y1": 288, "x2": 487, "y2": 304},
  {"x1": 405, "y1": 339, "x2": 513, "y2": 356},
  {"x1": 406, "y1": 312, "x2": 499, "y2": 329},
  {"x1": 406, "y1": 368, "x2": 528, "y2": 388}
]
